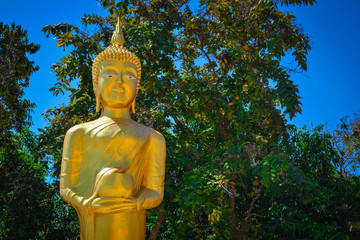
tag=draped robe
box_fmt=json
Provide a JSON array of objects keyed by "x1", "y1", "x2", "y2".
[{"x1": 60, "y1": 116, "x2": 166, "y2": 240}]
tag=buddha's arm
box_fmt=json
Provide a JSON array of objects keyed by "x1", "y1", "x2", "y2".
[
  {"x1": 137, "y1": 129, "x2": 166, "y2": 210},
  {"x1": 60, "y1": 126, "x2": 83, "y2": 209}
]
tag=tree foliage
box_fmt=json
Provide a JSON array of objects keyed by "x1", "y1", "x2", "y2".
[
  {"x1": 333, "y1": 113, "x2": 360, "y2": 178},
  {"x1": 0, "y1": 129, "x2": 79, "y2": 240},
  {"x1": 37, "y1": 0, "x2": 360, "y2": 239},
  {"x1": 0, "y1": 23, "x2": 79, "y2": 240},
  {"x1": 0, "y1": 22, "x2": 39, "y2": 148},
  {"x1": 276, "y1": 125, "x2": 360, "y2": 239},
  {"x1": 40, "y1": 0, "x2": 310, "y2": 178}
]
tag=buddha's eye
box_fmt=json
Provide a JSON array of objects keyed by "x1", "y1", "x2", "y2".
[
  {"x1": 102, "y1": 74, "x2": 116, "y2": 78},
  {"x1": 125, "y1": 75, "x2": 137, "y2": 80}
]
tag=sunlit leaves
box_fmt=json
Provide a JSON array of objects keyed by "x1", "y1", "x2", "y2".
[
  {"x1": 333, "y1": 113, "x2": 360, "y2": 175},
  {"x1": 280, "y1": 0, "x2": 316, "y2": 6}
]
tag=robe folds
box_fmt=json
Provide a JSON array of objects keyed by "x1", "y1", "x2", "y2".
[{"x1": 60, "y1": 116, "x2": 166, "y2": 240}]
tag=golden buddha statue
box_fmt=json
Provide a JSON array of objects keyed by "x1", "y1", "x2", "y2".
[{"x1": 60, "y1": 19, "x2": 166, "y2": 240}]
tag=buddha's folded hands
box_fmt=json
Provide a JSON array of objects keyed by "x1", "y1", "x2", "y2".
[
  {"x1": 90, "y1": 196, "x2": 138, "y2": 214},
  {"x1": 98, "y1": 172, "x2": 135, "y2": 198},
  {"x1": 80, "y1": 169, "x2": 146, "y2": 214}
]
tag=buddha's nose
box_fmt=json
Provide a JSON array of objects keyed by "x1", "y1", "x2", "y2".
[{"x1": 115, "y1": 73, "x2": 124, "y2": 84}]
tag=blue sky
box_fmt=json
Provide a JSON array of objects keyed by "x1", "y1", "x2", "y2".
[
  {"x1": 1, "y1": 0, "x2": 359, "y2": 133},
  {"x1": 281, "y1": 1, "x2": 360, "y2": 131}
]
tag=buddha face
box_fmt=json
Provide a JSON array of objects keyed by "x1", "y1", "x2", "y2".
[{"x1": 98, "y1": 60, "x2": 138, "y2": 110}]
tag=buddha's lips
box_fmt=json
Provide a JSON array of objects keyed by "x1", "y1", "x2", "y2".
[{"x1": 113, "y1": 89, "x2": 125, "y2": 94}]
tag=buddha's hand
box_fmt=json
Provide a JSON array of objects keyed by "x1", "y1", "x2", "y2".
[
  {"x1": 98, "y1": 172, "x2": 135, "y2": 198},
  {"x1": 88, "y1": 196, "x2": 140, "y2": 214},
  {"x1": 131, "y1": 194, "x2": 145, "y2": 211},
  {"x1": 61, "y1": 188, "x2": 83, "y2": 210}
]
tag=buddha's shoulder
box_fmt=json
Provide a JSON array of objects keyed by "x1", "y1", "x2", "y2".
[
  {"x1": 125, "y1": 121, "x2": 165, "y2": 141},
  {"x1": 65, "y1": 119, "x2": 165, "y2": 143},
  {"x1": 65, "y1": 119, "x2": 102, "y2": 136},
  {"x1": 129, "y1": 122, "x2": 165, "y2": 144},
  {"x1": 148, "y1": 127, "x2": 166, "y2": 145}
]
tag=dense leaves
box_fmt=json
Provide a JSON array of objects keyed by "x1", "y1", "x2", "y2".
[
  {"x1": 0, "y1": 22, "x2": 39, "y2": 148},
  {"x1": 0, "y1": 129, "x2": 79, "y2": 240},
  {"x1": 0, "y1": 23, "x2": 79, "y2": 240},
  {"x1": 333, "y1": 113, "x2": 360, "y2": 177},
  {"x1": 273, "y1": 125, "x2": 360, "y2": 239}
]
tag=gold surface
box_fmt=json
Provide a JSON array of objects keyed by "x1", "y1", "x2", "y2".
[{"x1": 60, "y1": 19, "x2": 166, "y2": 240}]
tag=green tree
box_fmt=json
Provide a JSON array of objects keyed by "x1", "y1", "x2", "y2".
[
  {"x1": 264, "y1": 125, "x2": 360, "y2": 239},
  {"x1": 333, "y1": 113, "x2": 360, "y2": 178},
  {"x1": 0, "y1": 22, "x2": 39, "y2": 148},
  {"x1": 0, "y1": 129, "x2": 79, "y2": 240},
  {"x1": 0, "y1": 23, "x2": 79, "y2": 240},
  {"x1": 40, "y1": 1, "x2": 360, "y2": 239}
]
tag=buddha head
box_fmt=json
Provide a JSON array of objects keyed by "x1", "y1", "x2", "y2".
[{"x1": 92, "y1": 18, "x2": 141, "y2": 113}]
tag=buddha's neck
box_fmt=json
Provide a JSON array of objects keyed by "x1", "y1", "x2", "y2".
[{"x1": 101, "y1": 107, "x2": 131, "y2": 119}]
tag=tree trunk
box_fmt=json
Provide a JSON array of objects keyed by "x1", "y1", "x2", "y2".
[
  {"x1": 230, "y1": 188, "x2": 237, "y2": 240},
  {"x1": 149, "y1": 211, "x2": 167, "y2": 240}
]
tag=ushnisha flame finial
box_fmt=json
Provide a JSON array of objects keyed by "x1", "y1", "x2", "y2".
[
  {"x1": 92, "y1": 16, "x2": 141, "y2": 112},
  {"x1": 111, "y1": 18, "x2": 125, "y2": 46}
]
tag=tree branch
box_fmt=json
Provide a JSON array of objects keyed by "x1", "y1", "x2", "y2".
[{"x1": 149, "y1": 210, "x2": 167, "y2": 240}]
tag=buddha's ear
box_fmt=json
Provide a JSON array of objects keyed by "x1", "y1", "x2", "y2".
[
  {"x1": 96, "y1": 98, "x2": 101, "y2": 113},
  {"x1": 132, "y1": 81, "x2": 139, "y2": 114},
  {"x1": 95, "y1": 81, "x2": 101, "y2": 113},
  {"x1": 131, "y1": 99, "x2": 135, "y2": 114}
]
